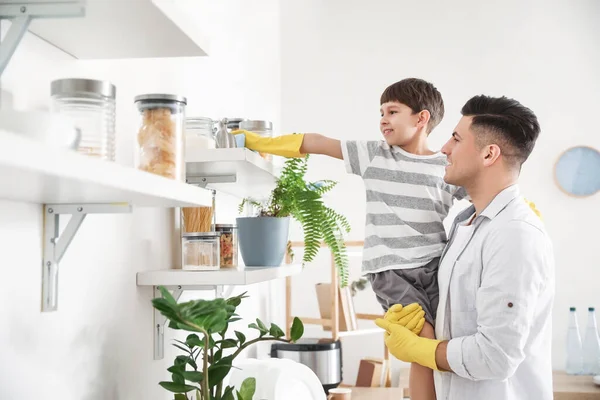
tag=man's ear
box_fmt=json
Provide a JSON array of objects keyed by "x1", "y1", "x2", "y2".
[{"x1": 482, "y1": 144, "x2": 502, "y2": 166}]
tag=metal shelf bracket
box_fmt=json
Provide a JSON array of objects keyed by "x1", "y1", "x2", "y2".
[
  {"x1": 0, "y1": 1, "x2": 85, "y2": 75},
  {"x1": 152, "y1": 284, "x2": 234, "y2": 360},
  {"x1": 42, "y1": 203, "x2": 131, "y2": 312}
]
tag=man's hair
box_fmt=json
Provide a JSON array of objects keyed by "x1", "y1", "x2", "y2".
[
  {"x1": 380, "y1": 78, "x2": 444, "y2": 134},
  {"x1": 462, "y1": 95, "x2": 540, "y2": 168}
]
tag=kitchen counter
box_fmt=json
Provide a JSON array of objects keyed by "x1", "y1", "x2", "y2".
[{"x1": 348, "y1": 371, "x2": 600, "y2": 399}]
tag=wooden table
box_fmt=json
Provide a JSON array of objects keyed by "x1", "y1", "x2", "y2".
[{"x1": 347, "y1": 371, "x2": 600, "y2": 400}]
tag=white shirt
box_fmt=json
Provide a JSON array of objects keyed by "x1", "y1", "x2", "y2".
[{"x1": 434, "y1": 185, "x2": 555, "y2": 400}]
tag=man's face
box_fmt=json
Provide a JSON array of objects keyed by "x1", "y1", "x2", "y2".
[
  {"x1": 380, "y1": 102, "x2": 421, "y2": 146},
  {"x1": 441, "y1": 116, "x2": 483, "y2": 186}
]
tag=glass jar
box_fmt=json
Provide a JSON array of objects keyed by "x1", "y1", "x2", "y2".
[
  {"x1": 226, "y1": 118, "x2": 247, "y2": 132},
  {"x1": 186, "y1": 117, "x2": 215, "y2": 151},
  {"x1": 182, "y1": 232, "x2": 221, "y2": 270},
  {"x1": 215, "y1": 224, "x2": 238, "y2": 268},
  {"x1": 239, "y1": 120, "x2": 273, "y2": 161},
  {"x1": 50, "y1": 78, "x2": 116, "y2": 161},
  {"x1": 134, "y1": 94, "x2": 187, "y2": 181}
]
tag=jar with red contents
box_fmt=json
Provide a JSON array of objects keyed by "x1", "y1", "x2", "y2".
[{"x1": 215, "y1": 224, "x2": 238, "y2": 268}]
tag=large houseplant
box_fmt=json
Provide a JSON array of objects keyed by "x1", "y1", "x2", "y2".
[
  {"x1": 152, "y1": 286, "x2": 305, "y2": 400},
  {"x1": 237, "y1": 156, "x2": 351, "y2": 286}
]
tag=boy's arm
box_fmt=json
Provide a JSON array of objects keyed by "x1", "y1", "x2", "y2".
[
  {"x1": 300, "y1": 134, "x2": 342, "y2": 159},
  {"x1": 232, "y1": 130, "x2": 343, "y2": 159}
]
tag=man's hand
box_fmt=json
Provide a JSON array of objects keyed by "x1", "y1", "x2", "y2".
[
  {"x1": 375, "y1": 318, "x2": 440, "y2": 370},
  {"x1": 384, "y1": 303, "x2": 426, "y2": 335}
]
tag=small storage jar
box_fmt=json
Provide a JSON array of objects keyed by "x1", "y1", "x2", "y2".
[
  {"x1": 134, "y1": 94, "x2": 187, "y2": 181},
  {"x1": 50, "y1": 78, "x2": 116, "y2": 161}
]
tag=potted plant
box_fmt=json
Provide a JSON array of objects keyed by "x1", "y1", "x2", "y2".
[
  {"x1": 237, "y1": 156, "x2": 351, "y2": 286},
  {"x1": 152, "y1": 286, "x2": 305, "y2": 400}
]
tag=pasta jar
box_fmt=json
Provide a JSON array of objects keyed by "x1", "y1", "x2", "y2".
[
  {"x1": 134, "y1": 94, "x2": 187, "y2": 181},
  {"x1": 215, "y1": 224, "x2": 238, "y2": 268}
]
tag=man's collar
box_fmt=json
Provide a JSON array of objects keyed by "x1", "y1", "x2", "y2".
[{"x1": 479, "y1": 184, "x2": 521, "y2": 220}]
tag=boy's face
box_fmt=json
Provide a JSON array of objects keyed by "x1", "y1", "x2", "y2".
[
  {"x1": 380, "y1": 102, "x2": 422, "y2": 146},
  {"x1": 441, "y1": 116, "x2": 483, "y2": 186}
]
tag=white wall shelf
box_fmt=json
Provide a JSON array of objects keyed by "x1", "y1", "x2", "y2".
[
  {"x1": 138, "y1": 264, "x2": 302, "y2": 359},
  {"x1": 186, "y1": 148, "x2": 277, "y2": 199},
  {"x1": 0, "y1": 129, "x2": 212, "y2": 207},
  {"x1": 0, "y1": 129, "x2": 212, "y2": 312},
  {"x1": 137, "y1": 265, "x2": 302, "y2": 288},
  {"x1": 27, "y1": 0, "x2": 209, "y2": 59}
]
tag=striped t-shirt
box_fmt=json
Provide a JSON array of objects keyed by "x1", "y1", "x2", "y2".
[{"x1": 341, "y1": 140, "x2": 466, "y2": 274}]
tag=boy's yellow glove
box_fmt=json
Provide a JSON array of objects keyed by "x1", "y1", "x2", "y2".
[
  {"x1": 384, "y1": 303, "x2": 426, "y2": 335},
  {"x1": 524, "y1": 198, "x2": 542, "y2": 220},
  {"x1": 231, "y1": 130, "x2": 305, "y2": 158},
  {"x1": 375, "y1": 318, "x2": 440, "y2": 370}
]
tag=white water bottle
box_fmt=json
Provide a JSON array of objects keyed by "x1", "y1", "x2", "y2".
[
  {"x1": 566, "y1": 307, "x2": 583, "y2": 375},
  {"x1": 582, "y1": 307, "x2": 600, "y2": 375}
]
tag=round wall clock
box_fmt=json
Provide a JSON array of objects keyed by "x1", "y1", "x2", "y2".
[{"x1": 554, "y1": 146, "x2": 600, "y2": 197}]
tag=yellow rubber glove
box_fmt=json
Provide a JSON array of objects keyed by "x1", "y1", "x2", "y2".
[
  {"x1": 384, "y1": 303, "x2": 426, "y2": 335},
  {"x1": 231, "y1": 130, "x2": 305, "y2": 158},
  {"x1": 524, "y1": 198, "x2": 542, "y2": 220},
  {"x1": 375, "y1": 318, "x2": 440, "y2": 370}
]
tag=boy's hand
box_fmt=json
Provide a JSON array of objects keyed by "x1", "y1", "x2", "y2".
[
  {"x1": 375, "y1": 318, "x2": 440, "y2": 370},
  {"x1": 231, "y1": 130, "x2": 305, "y2": 158},
  {"x1": 524, "y1": 198, "x2": 542, "y2": 220},
  {"x1": 384, "y1": 303, "x2": 426, "y2": 335}
]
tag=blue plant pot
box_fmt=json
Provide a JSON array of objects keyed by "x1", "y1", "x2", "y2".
[{"x1": 236, "y1": 216, "x2": 290, "y2": 267}]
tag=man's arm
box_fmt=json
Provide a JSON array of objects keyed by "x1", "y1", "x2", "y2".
[
  {"x1": 443, "y1": 221, "x2": 551, "y2": 381},
  {"x1": 300, "y1": 134, "x2": 343, "y2": 159}
]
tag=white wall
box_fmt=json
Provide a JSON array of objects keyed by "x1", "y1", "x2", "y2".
[
  {"x1": 281, "y1": 0, "x2": 600, "y2": 384},
  {"x1": 0, "y1": 0, "x2": 284, "y2": 398}
]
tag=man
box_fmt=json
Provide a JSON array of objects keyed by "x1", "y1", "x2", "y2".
[{"x1": 376, "y1": 95, "x2": 555, "y2": 400}]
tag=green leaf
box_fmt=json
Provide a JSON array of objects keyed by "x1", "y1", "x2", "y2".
[
  {"x1": 222, "y1": 386, "x2": 235, "y2": 400},
  {"x1": 167, "y1": 365, "x2": 184, "y2": 374},
  {"x1": 159, "y1": 381, "x2": 197, "y2": 393},
  {"x1": 235, "y1": 331, "x2": 246, "y2": 345},
  {"x1": 208, "y1": 355, "x2": 234, "y2": 388},
  {"x1": 269, "y1": 323, "x2": 285, "y2": 338},
  {"x1": 175, "y1": 394, "x2": 187, "y2": 400},
  {"x1": 238, "y1": 377, "x2": 256, "y2": 400},
  {"x1": 172, "y1": 343, "x2": 191, "y2": 353},
  {"x1": 290, "y1": 317, "x2": 304, "y2": 342},
  {"x1": 181, "y1": 371, "x2": 204, "y2": 383},
  {"x1": 217, "y1": 339, "x2": 238, "y2": 349},
  {"x1": 175, "y1": 356, "x2": 189, "y2": 366},
  {"x1": 248, "y1": 323, "x2": 260, "y2": 331},
  {"x1": 172, "y1": 373, "x2": 185, "y2": 384},
  {"x1": 256, "y1": 319, "x2": 267, "y2": 332},
  {"x1": 159, "y1": 286, "x2": 178, "y2": 306},
  {"x1": 186, "y1": 334, "x2": 201, "y2": 347},
  {"x1": 196, "y1": 389, "x2": 201, "y2": 400}
]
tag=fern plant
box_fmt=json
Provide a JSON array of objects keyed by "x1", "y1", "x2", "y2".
[{"x1": 239, "y1": 156, "x2": 351, "y2": 286}]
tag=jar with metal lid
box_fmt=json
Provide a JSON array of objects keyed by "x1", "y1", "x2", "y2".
[
  {"x1": 226, "y1": 118, "x2": 248, "y2": 132},
  {"x1": 182, "y1": 232, "x2": 221, "y2": 270},
  {"x1": 186, "y1": 117, "x2": 215, "y2": 151},
  {"x1": 134, "y1": 94, "x2": 187, "y2": 181},
  {"x1": 215, "y1": 224, "x2": 238, "y2": 268},
  {"x1": 50, "y1": 78, "x2": 116, "y2": 161},
  {"x1": 240, "y1": 120, "x2": 273, "y2": 161}
]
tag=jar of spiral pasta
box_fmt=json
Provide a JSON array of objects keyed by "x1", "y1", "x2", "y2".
[
  {"x1": 215, "y1": 224, "x2": 238, "y2": 268},
  {"x1": 134, "y1": 94, "x2": 187, "y2": 181}
]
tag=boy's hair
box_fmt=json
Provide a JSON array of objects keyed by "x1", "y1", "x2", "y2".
[
  {"x1": 461, "y1": 95, "x2": 540, "y2": 168},
  {"x1": 380, "y1": 78, "x2": 444, "y2": 134}
]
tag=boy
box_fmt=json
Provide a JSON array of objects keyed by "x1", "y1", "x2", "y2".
[{"x1": 234, "y1": 78, "x2": 464, "y2": 400}]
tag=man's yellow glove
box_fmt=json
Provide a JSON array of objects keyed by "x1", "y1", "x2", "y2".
[
  {"x1": 384, "y1": 303, "x2": 426, "y2": 335},
  {"x1": 375, "y1": 318, "x2": 440, "y2": 371},
  {"x1": 231, "y1": 130, "x2": 305, "y2": 158}
]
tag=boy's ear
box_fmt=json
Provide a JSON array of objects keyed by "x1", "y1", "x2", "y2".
[{"x1": 417, "y1": 110, "x2": 431, "y2": 128}]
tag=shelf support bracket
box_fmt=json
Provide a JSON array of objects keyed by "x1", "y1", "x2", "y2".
[
  {"x1": 0, "y1": 1, "x2": 85, "y2": 76},
  {"x1": 186, "y1": 174, "x2": 237, "y2": 188},
  {"x1": 152, "y1": 283, "x2": 234, "y2": 360},
  {"x1": 42, "y1": 203, "x2": 132, "y2": 312}
]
